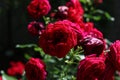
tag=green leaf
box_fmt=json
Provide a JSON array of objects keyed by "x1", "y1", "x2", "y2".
[
  {"x1": 1, "y1": 71, "x2": 17, "y2": 80},
  {"x1": 104, "y1": 12, "x2": 115, "y2": 21},
  {"x1": 43, "y1": 16, "x2": 50, "y2": 25},
  {"x1": 93, "y1": 16, "x2": 101, "y2": 21},
  {"x1": 115, "y1": 76, "x2": 120, "y2": 80},
  {"x1": 16, "y1": 44, "x2": 37, "y2": 48},
  {"x1": 92, "y1": 9, "x2": 104, "y2": 14},
  {"x1": 80, "y1": 0, "x2": 87, "y2": 4},
  {"x1": 24, "y1": 53, "x2": 31, "y2": 60},
  {"x1": 22, "y1": 72, "x2": 27, "y2": 80}
]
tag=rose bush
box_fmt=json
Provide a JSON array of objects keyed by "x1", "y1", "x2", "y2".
[{"x1": 0, "y1": 0, "x2": 119, "y2": 80}]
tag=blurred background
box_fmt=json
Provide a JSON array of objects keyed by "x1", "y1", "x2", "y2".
[{"x1": 0, "y1": 0, "x2": 119, "y2": 71}]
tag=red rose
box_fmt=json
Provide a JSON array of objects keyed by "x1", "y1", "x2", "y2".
[
  {"x1": 27, "y1": 21, "x2": 45, "y2": 36},
  {"x1": 106, "y1": 40, "x2": 120, "y2": 71},
  {"x1": 98, "y1": 62, "x2": 115, "y2": 80},
  {"x1": 61, "y1": 20, "x2": 84, "y2": 43},
  {"x1": 25, "y1": 58, "x2": 47, "y2": 80},
  {"x1": 77, "y1": 55, "x2": 105, "y2": 80},
  {"x1": 27, "y1": 0, "x2": 51, "y2": 19},
  {"x1": 53, "y1": 0, "x2": 84, "y2": 25},
  {"x1": 66, "y1": 0, "x2": 84, "y2": 23},
  {"x1": 79, "y1": 36, "x2": 105, "y2": 56},
  {"x1": 84, "y1": 22, "x2": 103, "y2": 39},
  {"x1": 99, "y1": 40, "x2": 120, "y2": 80},
  {"x1": 84, "y1": 22, "x2": 94, "y2": 32},
  {"x1": 39, "y1": 20, "x2": 77, "y2": 58},
  {"x1": 0, "y1": 76, "x2": 2, "y2": 80},
  {"x1": 7, "y1": 61, "x2": 24, "y2": 76}
]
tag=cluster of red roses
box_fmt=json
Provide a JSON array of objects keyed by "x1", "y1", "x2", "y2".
[{"x1": 14, "y1": 0, "x2": 119, "y2": 80}]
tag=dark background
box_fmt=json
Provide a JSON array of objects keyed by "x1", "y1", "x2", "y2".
[{"x1": 0, "y1": 0, "x2": 120, "y2": 70}]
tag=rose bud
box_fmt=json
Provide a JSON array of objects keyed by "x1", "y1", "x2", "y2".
[
  {"x1": 27, "y1": 21, "x2": 45, "y2": 36},
  {"x1": 79, "y1": 36, "x2": 105, "y2": 56},
  {"x1": 55, "y1": 6, "x2": 68, "y2": 20},
  {"x1": 25, "y1": 58, "x2": 47, "y2": 80},
  {"x1": 77, "y1": 55, "x2": 105, "y2": 80}
]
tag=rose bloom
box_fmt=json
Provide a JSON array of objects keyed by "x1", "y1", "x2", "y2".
[
  {"x1": 79, "y1": 36, "x2": 105, "y2": 56},
  {"x1": 98, "y1": 61, "x2": 115, "y2": 80},
  {"x1": 39, "y1": 20, "x2": 77, "y2": 58},
  {"x1": 7, "y1": 61, "x2": 25, "y2": 76},
  {"x1": 84, "y1": 22, "x2": 103, "y2": 39},
  {"x1": 66, "y1": 0, "x2": 84, "y2": 23},
  {"x1": 25, "y1": 58, "x2": 47, "y2": 80},
  {"x1": 99, "y1": 40, "x2": 120, "y2": 80},
  {"x1": 77, "y1": 55, "x2": 105, "y2": 80},
  {"x1": 106, "y1": 40, "x2": 120, "y2": 71},
  {"x1": 27, "y1": 21, "x2": 45, "y2": 36},
  {"x1": 61, "y1": 20, "x2": 84, "y2": 43},
  {"x1": 27, "y1": 0, "x2": 51, "y2": 19}
]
